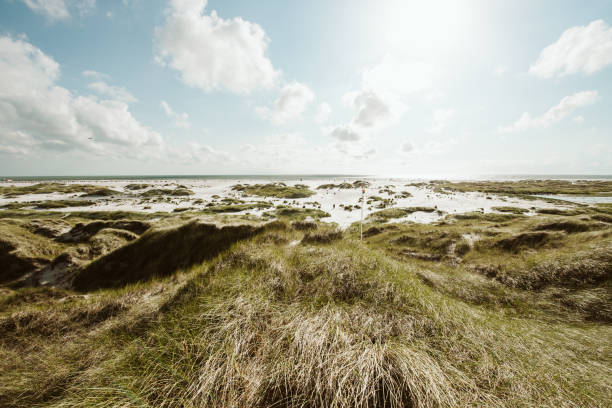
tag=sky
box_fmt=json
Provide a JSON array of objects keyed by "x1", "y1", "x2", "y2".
[{"x1": 0, "y1": 0, "x2": 611, "y2": 176}]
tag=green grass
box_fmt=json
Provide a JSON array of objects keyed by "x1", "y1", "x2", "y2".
[
  {"x1": 73, "y1": 220, "x2": 280, "y2": 291},
  {"x1": 203, "y1": 202, "x2": 273, "y2": 213},
  {"x1": 140, "y1": 188, "x2": 194, "y2": 197},
  {"x1": 0, "y1": 208, "x2": 610, "y2": 407},
  {"x1": 491, "y1": 206, "x2": 529, "y2": 214},
  {"x1": 367, "y1": 206, "x2": 436, "y2": 221},
  {"x1": 2, "y1": 200, "x2": 96, "y2": 210},
  {"x1": 0, "y1": 182, "x2": 118, "y2": 197},
  {"x1": 232, "y1": 182, "x2": 315, "y2": 198},
  {"x1": 124, "y1": 184, "x2": 152, "y2": 190},
  {"x1": 317, "y1": 180, "x2": 369, "y2": 189},
  {"x1": 80, "y1": 188, "x2": 122, "y2": 197},
  {"x1": 263, "y1": 206, "x2": 330, "y2": 220},
  {"x1": 432, "y1": 179, "x2": 612, "y2": 195}
]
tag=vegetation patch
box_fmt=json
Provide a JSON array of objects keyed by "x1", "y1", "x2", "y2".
[
  {"x1": 317, "y1": 180, "x2": 370, "y2": 189},
  {"x1": 203, "y1": 202, "x2": 272, "y2": 213},
  {"x1": 368, "y1": 206, "x2": 435, "y2": 221},
  {"x1": 73, "y1": 221, "x2": 274, "y2": 291},
  {"x1": 302, "y1": 229, "x2": 343, "y2": 244},
  {"x1": 264, "y1": 206, "x2": 330, "y2": 220},
  {"x1": 124, "y1": 184, "x2": 152, "y2": 190},
  {"x1": 531, "y1": 219, "x2": 602, "y2": 234},
  {"x1": 493, "y1": 231, "x2": 561, "y2": 252},
  {"x1": 491, "y1": 206, "x2": 529, "y2": 214},
  {"x1": 536, "y1": 208, "x2": 584, "y2": 216},
  {"x1": 2, "y1": 200, "x2": 96, "y2": 210},
  {"x1": 0, "y1": 183, "x2": 114, "y2": 197},
  {"x1": 80, "y1": 188, "x2": 122, "y2": 197},
  {"x1": 453, "y1": 212, "x2": 523, "y2": 222},
  {"x1": 57, "y1": 220, "x2": 150, "y2": 243},
  {"x1": 432, "y1": 179, "x2": 612, "y2": 195},
  {"x1": 291, "y1": 220, "x2": 318, "y2": 230},
  {"x1": 232, "y1": 182, "x2": 315, "y2": 198},
  {"x1": 140, "y1": 188, "x2": 194, "y2": 197}
]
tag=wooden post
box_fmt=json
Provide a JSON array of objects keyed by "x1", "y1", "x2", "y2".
[{"x1": 360, "y1": 188, "x2": 365, "y2": 241}]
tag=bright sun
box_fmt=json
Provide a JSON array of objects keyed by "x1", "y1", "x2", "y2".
[{"x1": 382, "y1": 0, "x2": 476, "y2": 57}]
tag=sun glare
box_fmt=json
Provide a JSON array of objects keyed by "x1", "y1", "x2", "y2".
[{"x1": 382, "y1": 0, "x2": 475, "y2": 56}]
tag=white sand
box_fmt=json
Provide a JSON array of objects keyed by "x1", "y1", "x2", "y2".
[{"x1": 0, "y1": 177, "x2": 574, "y2": 228}]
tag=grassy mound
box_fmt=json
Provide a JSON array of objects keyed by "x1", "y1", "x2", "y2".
[
  {"x1": 368, "y1": 206, "x2": 436, "y2": 221},
  {"x1": 491, "y1": 206, "x2": 529, "y2": 214},
  {"x1": 2, "y1": 200, "x2": 96, "y2": 210},
  {"x1": 317, "y1": 180, "x2": 370, "y2": 189},
  {"x1": 73, "y1": 221, "x2": 276, "y2": 291},
  {"x1": 203, "y1": 202, "x2": 273, "y2": 213},
  {"x1": 264, "y1": 206, "x2": 330, "y2": 220},
  {"x1": 232, "y1": 182, "x2": 315, "y2": 198},
  {"x1": 80, "y1": 188, "x2": 122, "y2": 197},
  {"x1": 0, "y1": 221, "x2": 64, "y2": 284},
  {"x1": 432, "y1": 179, "x2": 612, "y2": 195},
  {"x1": 124, "y1": 183, "x2": 152, "y2": 190},
  {"x1": 532, "y1": 219, "x2": 604, "y2": 233},
  {"x1": 453, "y1": 212, "x2": 522, "y2": 222},
  {"x1": 493, "y1": 231, "x2": 561, "y2": 252},
  {"x1": 0, "y1": 182, "x2": 112, "y2": 197},
  {"x1": 57, "y1": 220, "x2": 150, "y2": 243},
  {"x1": 13, "y1": 237, "x2": 607, "y2": 408},
  {"x1": 140, "y1": 188, "x2": 194, "y2": 197},
  {"x1": 0, "y1": 208, "x2": 610, "y2": 407}
]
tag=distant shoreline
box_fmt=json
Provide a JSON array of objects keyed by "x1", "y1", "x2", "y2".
[{"x1": 1, "y1": 174, "x2": 611, "y2": 182}]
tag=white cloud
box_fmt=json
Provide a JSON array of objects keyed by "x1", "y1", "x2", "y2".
[
  {"x1": 401, "y1": 141, "x2": 413, "y2": 152},
  {"x1": 256, "y1": 82, "x2": 315, "y2": 125},
  {"x1": 572, "y1": 115, "x2": 584, "y2": 123},
  {"x1": 427, "y1": 108, "x2": 455, "y2": 134},
  {"x1": 21, "y1": 0, "x2": 69, "y2": 19},
  {"x1": 161, "y1": 100, "x2": 190, "y2": 129},
  {"x1": 20, "y1": 0, "x2": 96, "y2": 20},
  {"x1": 73, "y1": 0, "x2": 95, "y2": 16},
  {"x1": 350, "y1": 91, "x2": 393, "y2": 128},
  {"x1": 331, "y1": 55, "x2": 417, "y2": 139},
  {"x1": 530, "y1": 19, "x2": 612, "y2": 78},
  {"x1": 154, "y1": 0, "x2": 279, "y2": 94},
  {"x1": 0, "y1": 35, "x2": 163, "y2": 159},
  {"x1": 499, "y1": 91, "x2": 598, "y2": 133},
  {"x1": 88, "y1": 81, "x2": 136, "y2": 104},
  {"x1": 329, "y1": 125, "x2": 362, "y2": 142},
  {"x1": 82, "y1": 70, "x2": 109, "y2": 80},
  {"x1": 315, "y1": 102, "x2": 331, "y2": 124}
]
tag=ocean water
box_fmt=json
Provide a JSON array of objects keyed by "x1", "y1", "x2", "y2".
[{"x1": 2, "y1": 174, "x2": 611, "y2": 182}]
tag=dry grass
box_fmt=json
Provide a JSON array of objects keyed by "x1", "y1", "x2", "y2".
[
  {"x1": 432, "y1": 179, "x2": 612, "y2": 195},
  {"x1": 0, "y1": 208, "x2": 610, "y2": 407},
  {"x1": 232, "y1": 182, "x2": 315, "y2": 198},
  {"x1": 26, "y1": 240, "x2": 610, "y2": 408}
]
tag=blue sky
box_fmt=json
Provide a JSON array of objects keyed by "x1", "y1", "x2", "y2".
[{"x1": 0, "y1": 0, "x2": 611, "y2": 176}]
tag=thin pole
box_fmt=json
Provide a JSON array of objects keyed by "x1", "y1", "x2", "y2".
[{"x1": 360, "y1": 188, "x2": 365, "y2": 241}]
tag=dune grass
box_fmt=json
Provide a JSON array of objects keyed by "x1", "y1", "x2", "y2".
[
  {"x1": 232, "y1": 182, "x2": 315, "y2": 198},
  {"x1": 2, "y1": 200, "x2": 97, "y2": 210},
  {"x1": 432, "y1": 179, "x2": 612, "y2": 195},
  {"x1": 0, "y1": 183, "x2": 113, "y2": 197},
  {"x1": 264, "y1": 205, "x2": 330, "y2": 220},
  {"x1": 367, "y1": 206, "x2": 436, "y2": 221},
  {"x1": 139, "y1": 188, "x2": 194, "y2": 197},
  {"x1": 0, "y1": 207, "x2": 610, "y2": 407}
]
